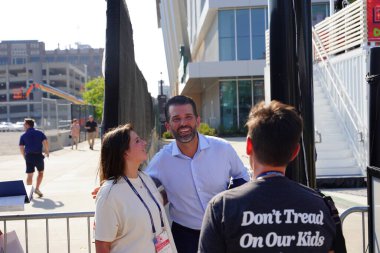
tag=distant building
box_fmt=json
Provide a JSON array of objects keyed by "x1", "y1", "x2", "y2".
[
  {"x1": 0, "y1": 40, "x2": 104, "y2": 79},
  {"x1": 156, "y1": 0, "x2": 330, "y2": 132},
  {"x1": 0, "y1": 40, "x2": 101, "y2": 122}
]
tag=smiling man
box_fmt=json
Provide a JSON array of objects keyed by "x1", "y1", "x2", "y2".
[{"x1": 145, "y1": 95, "x2": 250, "y2": 253}]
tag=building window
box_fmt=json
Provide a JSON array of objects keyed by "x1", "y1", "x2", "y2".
[
  {"x1": 238, "y1": 80, "x2": 252, "y2": 127},
  {"x1": 312, "y1": 3, "x2": 329, "y2": 26},
  {"x1": 219, "y1": 10, "x2": 235, "y2": 61},
  {"x1": 10, "y1": 105, "x2": 27, "y2": 113},
  {"x1": 236, "y1": 9, "x2": 250, "y2": 60},
  {"x1": 251, "y1": 8, "x2": 267, "y2": 60},
  {"x1": 30, "y1": 56, "x2": 40, "y2": 62},
  {"x1": 13, "y1": 57, "x2": 26, "y2": 64},
  {"x1": 219, "y1": 8, "x2": 268, "y2": 61},
  {"x1": 220, "y1": 79, "x2": 265, "y2": 130},
  {"x1": 0, "y1": 57, "x2": 7, "y2": 65},
  {"x1": 253, "y1": 80, "x2": 264, "y2": 104},
  {"x1": 220, "y1": 80, "x2": 237, "y2": 129}
]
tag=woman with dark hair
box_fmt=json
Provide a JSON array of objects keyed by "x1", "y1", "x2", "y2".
[{"x1": 94, "y1": 124, "x2": 177, "y2": 253}]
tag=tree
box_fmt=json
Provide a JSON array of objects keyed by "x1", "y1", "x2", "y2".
[{"x1": 82, "y1": 77, "x2": 104, "y2": 120}]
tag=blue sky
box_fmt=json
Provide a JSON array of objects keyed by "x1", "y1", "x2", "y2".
[{"x1": 1, "y1": 0, "x2": 167, "y2": 97}]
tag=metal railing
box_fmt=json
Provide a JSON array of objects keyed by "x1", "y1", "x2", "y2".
[
  {"x1": 311, "y1": 0, "x2": 369, "y2": 173},
  {"x1": 340, "y1": 205, "x2": 369, "y2": 253},
  {"x1": 0, "y1": 212, "x2": 94, "y2": 253}
]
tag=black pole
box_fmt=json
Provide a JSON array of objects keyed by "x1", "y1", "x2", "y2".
[
  {"x1": 368, "y1": 47, "x2": 380, "y2": 168},
  {"x1": 160, "y1": 79, "x2": 164, "y2": 95},
  {"x1": 103, "y1": 0, "x2": 121, "y2": 134},
  {"x1": 269, "y1": 0, "x2": 314, "y2": 187},
  {"x1": 295, "y1": 0, "x2": 316, "y2": 188},
  {"x1": 367, "y1": 47, "x2": 380, "y2": 253}
]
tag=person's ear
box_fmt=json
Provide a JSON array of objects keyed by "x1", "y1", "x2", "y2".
[
  {"x1": 290, "y1": 143, "x2": 300, "y2": 161},
  {"x1": 196, "y1": 116, "x2": 201, "y2": 127},
  {"x1": 165, "y1": 122, "x2": 170, "y2": 131},
  {"x1": 246, "y1": 137, "x2": 253, "y2": 155}
]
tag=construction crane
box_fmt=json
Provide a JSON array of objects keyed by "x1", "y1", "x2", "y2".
[{"x1": 25, "y1": 83, "x2": 86, "y2": 105}]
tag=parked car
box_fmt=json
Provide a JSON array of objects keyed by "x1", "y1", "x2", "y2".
[
  {"x1": 12, "y1": 122, "x2": 25, "y2": 131},
  {"x1": 0, "y1": 122, "x2": 14, "y2": 132}
]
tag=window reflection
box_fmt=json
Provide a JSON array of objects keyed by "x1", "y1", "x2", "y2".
[{"x1": 220, "y1": 79, "x2": 265, "y2": 130}]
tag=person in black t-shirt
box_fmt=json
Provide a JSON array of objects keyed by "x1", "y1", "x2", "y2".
[
  {"x1": 85, "y1": 115, "x2": 98, "y2": 150},
  {"x1": 199, "y1": 101, "x2": 343, "y2": 253}
]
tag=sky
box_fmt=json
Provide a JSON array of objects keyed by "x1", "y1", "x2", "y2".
[{"x1": 0, "y1": 0, "x2": 167, "y2": 97}]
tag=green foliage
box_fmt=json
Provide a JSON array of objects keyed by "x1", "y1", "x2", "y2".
[
  {"x1": 82, "y1": 77, "x2": 104, "y2": 120},
  {"x1": 218, "y1": 124, "x2": 247, "y2": 137},
  {"x1": 198, "y1": 123, "x2": 217, "y2": 136},
  {"x1": 162, "y1": 131, "x2": 173, "y2": 139}
]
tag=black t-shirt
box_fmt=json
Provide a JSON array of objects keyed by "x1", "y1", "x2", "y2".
[
  {"x1": 85, "y1": 121, "x2": 97, "y2": 132},
  {"x1": 199, "y1": 176, "x2": 336, "y2": 253}
]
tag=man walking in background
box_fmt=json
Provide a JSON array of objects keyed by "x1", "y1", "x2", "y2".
[
  {"x1": 85, "y1": 115, "x2": 98, "y2": 150},
  {"x1": 19, "y1": 118, "x2": 49, "y2": 198}
]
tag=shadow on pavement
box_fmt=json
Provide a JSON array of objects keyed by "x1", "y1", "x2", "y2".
[{"x1": 31, "y1": 198, "x2": 64, "y2": 210}]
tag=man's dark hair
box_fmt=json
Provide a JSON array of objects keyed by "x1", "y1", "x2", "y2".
[
  {"x1": 164, "y1": 95, "x2": 198, "y2": 122},
  {"x1": 246, "y1": 100, "x2": 303, "y2": 166},
  {"x1": 24, "y1": 118, "x2": 35, "y2": 128}
]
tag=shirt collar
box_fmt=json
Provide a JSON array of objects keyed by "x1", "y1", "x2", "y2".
[{"x1": 171, "y1": 133, "x2": 210, "y2": 157}]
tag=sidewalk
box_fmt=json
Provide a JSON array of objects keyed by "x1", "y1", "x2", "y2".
[{"x1": 0, "y1": 139, "x2": 101, "y2": 215}]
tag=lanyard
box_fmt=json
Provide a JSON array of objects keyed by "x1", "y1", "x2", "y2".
[
  {"x1": 123, "y1": 175, "x2": 165, "y2": 235},
  {"x1": 256, "y1": 171, "x2": 284, "y2": 180}
]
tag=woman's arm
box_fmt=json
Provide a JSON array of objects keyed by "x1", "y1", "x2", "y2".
[{"x1": 95, "y1": 240, "x2": 111, "y2": 253}]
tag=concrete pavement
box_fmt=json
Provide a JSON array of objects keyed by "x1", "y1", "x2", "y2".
[{"x1": 0, "y1": 136, "x2": 368, "y2": 253}]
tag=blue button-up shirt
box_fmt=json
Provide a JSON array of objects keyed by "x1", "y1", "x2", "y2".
[{"x1": 145, "y1": 133, "x2": 250, "y2": 230}]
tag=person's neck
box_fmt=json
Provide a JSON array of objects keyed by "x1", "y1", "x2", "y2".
[
  {"x1": 176, "y1": 133, "x2": 199, "y2": 158},
  {"x1": 124, "y1": 163, "x2": 140, "y2": 179},
  {"x1": 252, "y1": 163, "x2": 286, "y2": 179}
]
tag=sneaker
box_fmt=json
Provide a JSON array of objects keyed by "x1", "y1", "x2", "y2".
[{"x1": 35, "y1": 188, "x2": 43, "y2": 198}]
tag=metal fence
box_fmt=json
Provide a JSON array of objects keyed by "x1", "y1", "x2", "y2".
[
  {"x1": 0, "y1": 212, "x2": 95, "y2": 253},
  {"x1": 340, "y1": 206, "x2": 369, "y2": 253}
]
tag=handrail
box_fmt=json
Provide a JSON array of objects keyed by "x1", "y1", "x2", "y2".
[
  {"x1": 340, "y1": 206, "x2": 369, "y2": 253},
  {"x1": 312, "y1": 27, "x2": 363, "y2": 134}
]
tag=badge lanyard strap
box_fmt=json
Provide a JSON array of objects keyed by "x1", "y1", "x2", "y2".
[
  {"x1": 123, "y1": 176, "x2": 165, "y2": 235},
  {"x1": 256, "y1": 171, "x2": 284, "y2": 180}
]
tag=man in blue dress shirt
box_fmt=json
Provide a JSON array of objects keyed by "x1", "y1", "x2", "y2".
[
  {"x1": 19, "y1": 118, "x2": 49, "y2": 198},
  {"x1": 145, "y1": 95, "x2": 250, "y2": 253}
]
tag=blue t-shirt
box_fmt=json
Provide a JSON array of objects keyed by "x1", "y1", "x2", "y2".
[{"x1": 19, "y1": 128, "x2": 47, "y2": 154}]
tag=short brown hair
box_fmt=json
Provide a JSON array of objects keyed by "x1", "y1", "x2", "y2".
[
  {"x1": 24, "y1": 118, "x2": 35, "y2": 128},
  {"x1": 246, "y1": 101, "x2": 303, "y2": 166}
]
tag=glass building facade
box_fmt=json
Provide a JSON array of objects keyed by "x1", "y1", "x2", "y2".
[
  {"x1": 217, "y1": 3, "x2": 328, "y2": 132},
  {"x1": 220, "y1": 79, "x2": 264, "y2": 130},
  {"x1": 219, "y1": 8, "x2": 268, "y2": 61}
]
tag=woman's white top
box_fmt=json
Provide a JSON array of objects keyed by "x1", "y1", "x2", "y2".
[{"x1": 95, "y1": 171, "x2": 177, "y2": 253}]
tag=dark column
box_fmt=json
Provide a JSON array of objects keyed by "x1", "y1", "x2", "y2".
[
  {"x1": 368, "y1": 47, "x2": 380, "y2": 167},
  {"x1": 103, "y1": 0, "x2": 121, "y2": 134},
  {"x1": 269, "y1": 0, "x2": 315, "y2": 187}
]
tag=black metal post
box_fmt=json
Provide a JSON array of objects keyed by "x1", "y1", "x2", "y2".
[
  {"x1": 269, "y1": 0, "x2": 315, "y2": 187},
  {"x1": 103, "y1": 0, "x2": 121, "y2": 134},
  {"x1": 368, "y1": 47, "x2": 380, "y2": 168}
]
